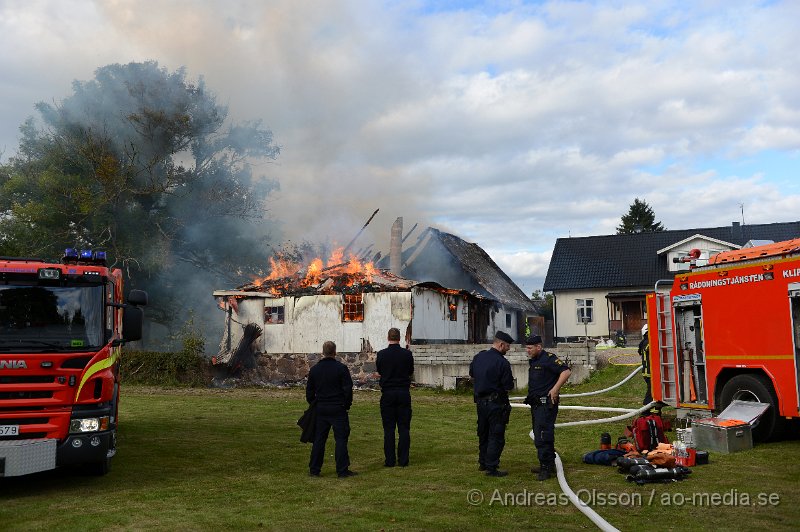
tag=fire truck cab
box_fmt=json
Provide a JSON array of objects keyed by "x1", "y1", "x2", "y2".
[
  {"x1": 647, "y1": 238, "x2": 800, "y2": 441},
  {"x1": 0, "y1": 250, "x2": 146, "y2": 476}
]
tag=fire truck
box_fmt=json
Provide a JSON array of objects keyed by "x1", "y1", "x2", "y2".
[
  {"x1": 646, "y1": 238, "x2": 800, "y2": 441},
  {"x1": 0, "y1": 250, "x2": 146, "y2": 476}
]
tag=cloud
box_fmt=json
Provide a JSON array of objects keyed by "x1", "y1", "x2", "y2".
[{"x1": 2, "y1": 0, "x2": 800, "y2": 295}]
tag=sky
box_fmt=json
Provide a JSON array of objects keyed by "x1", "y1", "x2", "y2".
[{"x1": 2, "y1": 0, "x2": 800, "y2": 296}]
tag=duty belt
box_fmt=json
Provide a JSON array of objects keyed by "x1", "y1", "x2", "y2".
[{"x1": 478, "y1": 392, "x2": 507, "y2": 404}]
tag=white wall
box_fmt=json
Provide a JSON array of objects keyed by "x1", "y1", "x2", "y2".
[
  {"x1": 666, "y1": 237, "x2": 734, "y2": 272},
  {"x1": 485, "y1": 303, "x2": 518, "y2": 341},
  {"x1": 269, "y1": 292, "x2": 413, "y2": 353},
  {"x1": 220, "y1": 289, "x2": 473, "y2": 354},
  {"x1": 410, "y1": 288, "x2": 468, "y2": 341},
  {"x1": 553, "y1": 289, "x2": 611, "y2": 338}
]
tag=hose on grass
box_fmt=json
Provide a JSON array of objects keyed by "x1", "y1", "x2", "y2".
[
  {"x1": 512, "y1": 402, "x2": 660, "y2": 532},
  {"x1": 509, "y1": 366, "x2": 642, "y2": 402},
  {"x1": 553, "y1": 451, "x2": 621, "y2": 532},
  {"x1": 509, "y1": 364, "x2": 660, "y2": 531}
]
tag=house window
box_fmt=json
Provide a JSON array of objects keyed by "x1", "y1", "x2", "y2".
[
  {"x1": 265, "y1": 305, "x2": 284, "y2": 324},
  {"x1": 447, "y1": 297, "x2": 458, "y2": 321},
  {"x1": 576, "y1": 299, "x2": 594, "y2": 323},
  {"x1": 505, "y1": 313, "x2": 512, "y2": 327},
  {"x1": 342, "y1": 294, "x2": 364, "y2": 322}
]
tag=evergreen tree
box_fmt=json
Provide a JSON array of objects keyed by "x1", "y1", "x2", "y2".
[{"x1": 616, "y1": 198, "x2": 664, "y2": 234}]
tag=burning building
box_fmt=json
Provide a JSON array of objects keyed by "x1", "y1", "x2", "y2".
[{"x1": 212, "y1": 219, "x2": 537, "y2": 385}]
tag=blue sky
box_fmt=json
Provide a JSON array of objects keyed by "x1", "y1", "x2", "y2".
[{"x1": 1, "y1": 0, "x2": 799, "y2": 296}]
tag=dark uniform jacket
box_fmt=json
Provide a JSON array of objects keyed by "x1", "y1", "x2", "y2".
[
  {"x1": 469, "y1": 347, "x2": 514, "y2": 401},
  {"x1": 526, "y1": 349, "x2": 569, "y2": 400},
  {"x1": 306, "y1": 357, "x2": 353, "y2": 409},
  {"x1": 376, "y1": 344, "x2": 414, "y2": 389},
  {"x1": 638, "y1": 333, "x2": 651, "y2": 377}
]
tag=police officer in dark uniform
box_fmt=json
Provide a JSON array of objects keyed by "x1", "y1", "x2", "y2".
[
  {"x1": 638, "y1": 324, "x2": 653, "y2": 405},
  {"x1": 524, "y1": 335, "x2": 570, "y2": 481},
  {"x1": 376, "y1": 327, "x2": 414, "y2": 467},
  {"x1": 469, "y1": 330, "x2": 515, "y2": 477},
  {"x1": 306, "y1": 341, "x2": 358, "y2": 478}
]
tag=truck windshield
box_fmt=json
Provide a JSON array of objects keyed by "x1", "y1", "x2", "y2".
[{"x1": 0, "y1": 285, "x2": 105, "y2": 352}]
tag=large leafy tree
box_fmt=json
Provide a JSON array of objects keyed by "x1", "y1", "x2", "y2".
[
  {"x1": 616, "y1": 198, "x2": 664, "y2": 234},
  {"x1": 0, "y1": 62, "x2": 280, "y2": 339}
]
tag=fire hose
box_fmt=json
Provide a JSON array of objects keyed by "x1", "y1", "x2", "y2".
[
  {"x1": 509, "y1": 366, "x2": 642, "y2": 401},
  {"x1": 507, "y1": 366, "x2": 660, "y2": 532}
]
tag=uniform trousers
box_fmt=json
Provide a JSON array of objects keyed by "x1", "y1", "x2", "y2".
[
  {"x1": 309, "y1": 404, "x2": 350, "y2": 475},
  {"x1": 476, "y1": 400, "x2": 508, "y2": 470},
  {"x1": 380, "y1": 388, "x2": 412, "y2": 466},
  {"x1": 530, "y1": 398, "x2": 559, "y2": 467},
  {"x1": 643, "y1": 376, "x2": 653, "y2": 405}
]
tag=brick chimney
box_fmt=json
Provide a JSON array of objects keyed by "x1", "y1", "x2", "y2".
[
  {"x1": 390, "y1": 217, "x2": 403, "y2": 275},
  {"x1": 731, "y1": 221, "x2": 743, "y2": 242}
]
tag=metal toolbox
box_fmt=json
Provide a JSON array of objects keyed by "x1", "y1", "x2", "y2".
[{"x1": 692, "y1": 400, "x2": 769, "y2": 454}]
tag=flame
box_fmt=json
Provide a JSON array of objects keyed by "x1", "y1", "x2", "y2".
[
  {"x1": 253, "y1": 257, "x2": 301, "y2": 287},
  {"x1": 303, "y1": 258, "x2": 324, "y2": 286},
  {"x1": 327, "y1": 247, "x2": 344, "y2": 267},
  {"x1": 250, "y1": 246, "x2": 377, "y2": 296}
]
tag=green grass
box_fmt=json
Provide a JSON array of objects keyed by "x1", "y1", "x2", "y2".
[{"x1": 2, "y1": 364, "x2": 799, "y2": 530}]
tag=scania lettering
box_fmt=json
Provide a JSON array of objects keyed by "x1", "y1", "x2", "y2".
[
  {"x1": 646, "y1": 238, "x2": 800, "y2": 441},
  {"x1": 0, "y1": 249, "x2": 146, "y2": 476}
]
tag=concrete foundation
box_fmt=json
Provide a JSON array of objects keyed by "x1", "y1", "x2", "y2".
[{"x1": 253, "y1": 340, "x2": 597, "y2": 390}]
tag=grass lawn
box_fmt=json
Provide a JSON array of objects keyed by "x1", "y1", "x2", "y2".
[{"x1": 2, "y1": 364, "x2": 799, "y2": 530}]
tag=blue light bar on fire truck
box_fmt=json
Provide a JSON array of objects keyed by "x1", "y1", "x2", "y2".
[
  {"x1": 62, "y1": 248, "x2": 107, "y2": 265},
  {"x1": 63, "y1": 248, "x2": 79, "y2": 263}
]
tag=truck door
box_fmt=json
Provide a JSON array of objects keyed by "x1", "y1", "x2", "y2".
[
  {"x1": 673, "y1": 295, "x2": 708, "y2": 405},
  {"x1": 789, "y1": 283, "x2": 800, "y2": 413}
]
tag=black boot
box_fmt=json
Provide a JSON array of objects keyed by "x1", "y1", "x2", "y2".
[{"x1": 537, "y1": 464, "x2": 552, "y2": 481}]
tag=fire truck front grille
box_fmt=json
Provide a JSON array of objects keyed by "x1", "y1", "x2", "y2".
[
  {"x1": 60, "y1": 356, "x2": 93, "y2": 369},
  {"x1": 0, "y1": 391, "x2": 52, "y2": 400},
  {"x1": 0, "y1": 417, "x2": 51, "y2": 441},
  {"x1": 0, "y1": 376, "x2": 55, "y2": 384}
]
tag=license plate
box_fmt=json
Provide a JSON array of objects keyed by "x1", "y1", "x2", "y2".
[{"x1": 0, "y1": 425, "x2": 19, "y2": 436}]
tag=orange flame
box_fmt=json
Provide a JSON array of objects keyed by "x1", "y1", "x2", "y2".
[{"x1": 250, "y1": 245, "x2": 378, "y2": 295}]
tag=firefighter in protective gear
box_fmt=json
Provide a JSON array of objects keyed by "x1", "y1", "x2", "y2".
[{"x1": 638, "y1": 324, "x2": 653, "y2": 405}]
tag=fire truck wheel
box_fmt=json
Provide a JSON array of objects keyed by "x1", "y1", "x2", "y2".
[{"x1": 719, "y1": 374, "x2": 782, "y2": 442}]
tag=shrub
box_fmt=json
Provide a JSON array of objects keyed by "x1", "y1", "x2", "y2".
[
  {"x1": 120, "y1": 349, "x2": 210, "y2": 386},
  {"x1": 120, "y1": 314, "x2": 211, "y2": 386}
]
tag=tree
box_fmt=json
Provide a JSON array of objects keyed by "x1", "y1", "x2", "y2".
[
  {"x1": 616, "y1": 198, "x2": 664, "y2": 234},
  {"x1": 530, "y1": 290, "x2": 554, "y2": 320},
  {"x1": 0, "y1": 62, "x2": 280, "y2": 343}
]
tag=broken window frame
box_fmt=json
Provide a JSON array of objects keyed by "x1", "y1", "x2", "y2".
[
  {"x1": 264, "y1": 305, "x2": 285, "y2": 324},
  {"x1": 447, "y1": 296, "x2": 458, "y2": 321},
  {"x1": 342, "y1": 294, "x2": 364, "y2": 322}
]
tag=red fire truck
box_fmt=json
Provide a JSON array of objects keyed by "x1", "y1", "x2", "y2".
[
  {"x1": 0, "y1": 249, "x2": 146, "y2": 476},
  {"x1": 646, "y1": 238, "x2": 800, "y2": 441}
]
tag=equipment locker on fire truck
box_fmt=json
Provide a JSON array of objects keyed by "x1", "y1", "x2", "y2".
[{"x1": 646, "y1": 237, "x2": 800, "y2": 441}]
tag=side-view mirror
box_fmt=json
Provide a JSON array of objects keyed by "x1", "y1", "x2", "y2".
[
  {"x1": 128, "y1": 289, "x2": 148, "y2": 306},
  {"x1": 122, "y1": 306, "x2": 144, "y2": 343},
  {"x1": 120, "y1": 289, "x2": 147, "y2": 343}
]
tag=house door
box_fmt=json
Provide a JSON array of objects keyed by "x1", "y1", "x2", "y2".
[{"x1": 622, "y1": 300, "x2": 643, "y2": 334}]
